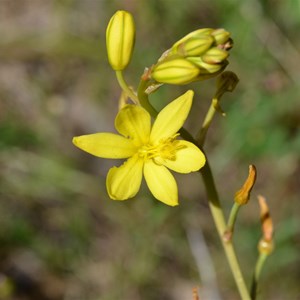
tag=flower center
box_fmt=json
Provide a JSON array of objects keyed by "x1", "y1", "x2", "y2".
[{"x1": 138, "y1": 134, "x2": 185, "y2": 163}]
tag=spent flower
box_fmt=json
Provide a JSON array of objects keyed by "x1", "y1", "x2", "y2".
[
  {"x1": 257, "y1": 195, "x2": 274, "y2": 255},
  {"x1": 234, "y1": 165, "x2": 257, "y2": 205},
  {"x1": 73, "y1": 91, "x2": 206, "y2": 206}
]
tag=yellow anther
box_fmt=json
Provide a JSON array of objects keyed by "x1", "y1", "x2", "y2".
[{"x1": 137, "y1": 134, "x2": 185, "y2": 163}]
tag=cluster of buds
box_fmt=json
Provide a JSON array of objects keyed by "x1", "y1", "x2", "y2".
[
  {"x1": 151, "y1": 28, "x2": 233, "y2": 85},
  {"x1": 105, "y1": 11, "x2": 233, "y2": 86}
]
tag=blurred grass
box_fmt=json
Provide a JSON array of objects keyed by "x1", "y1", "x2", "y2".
[{"x1": 0, "y1": 0, "x2": 299, "y2": 299}]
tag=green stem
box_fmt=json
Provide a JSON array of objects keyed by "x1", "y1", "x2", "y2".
[
  {"x1": 250, "y1": 253, "x2": 268, "y2": 300},
  {"x1": 195, "y1": 90, "x2": 250, "y2": 298},
  {"x1": 135, "y1": 78, "x2": 250, "y2": 299},
  {"x1": 137, "y1": 78, "x2": 158, "y2": 117},
  {"x1": 196, "y1": 98, "x2": 217, "y2": 146},
  {"x1": 226, "y1": 202, "x2": 241, "y2": 238},
  {"x1": 115, "y1": 70, "x2": 139, "y2": 104},
  {"x1": 200, "y1": 161, "x2": 251, "y2": 300}
]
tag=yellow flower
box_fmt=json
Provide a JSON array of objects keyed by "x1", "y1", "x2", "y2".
[{"x1": 73, "y1": 90, "x2": 206, "y2": 206}]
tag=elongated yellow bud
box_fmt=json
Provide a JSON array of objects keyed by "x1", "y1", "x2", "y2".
[
  {"x1": 172, "y1": 36, "x2": 214, "y2": 57},
  {"x1": 187, "y1": 56, "x2": 227, "y2": 74},
  {"x1": 106, "y1": 10, "x2": 135, "y2": 71},
  {"x1": 211, "y1": 28, "x2": 231, "y2": 45},
  {"x1": 173, "y1": 28, "x2": 214, "y2": 46},
  {"x1": 201, "y1": 47, "x2": 229, "y2": 64},
  {"x1": 151, "y1": 58, "x2": 200, "y2": 85}
]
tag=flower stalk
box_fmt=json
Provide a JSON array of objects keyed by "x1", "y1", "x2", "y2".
[
  {"x1": 225, "y1": 164, "x2": 257, "y2": 241},
  {"x1": 224, "y1": 202, "x2": 241, "y2": 242},
  {"x1": 196, "y1": 98, "x2": 218, "y2": 146},
  {"x1": 115, "y1": 70, "x2": 139, "y2": 104},
  {"x1": 251, "y1": 196, "x2": 274, "y2": 299},
  {"x1": 72, "y1": 10, "x2": 274, "y2": 300},
  {"x1": 137, "y1": 76, "x2": 158, "y2": 118},
  {"x1": 250, "y1": 252, "x2": 268, "y2": 300},
  {"x1": 200, "y1": 161, "x2": 251, "y2": 300},
  {"x1": 196, "y1": 71, "x2": 239, "y2": 146}
]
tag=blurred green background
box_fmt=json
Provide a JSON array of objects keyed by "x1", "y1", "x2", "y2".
[{"x1": 0, "y1": 0, "x2": 299, "y2": 299}]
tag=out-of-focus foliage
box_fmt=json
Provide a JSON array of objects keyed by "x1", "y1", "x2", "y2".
[{"x1": 0, "y1": 0, "x2": 299, "y2": 299}]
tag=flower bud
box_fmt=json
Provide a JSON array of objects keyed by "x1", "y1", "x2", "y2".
[
  {"x1": 151, "y1": 58, "x2": 200, "y2": 85},
  {"x1": 172, "y1": 36, "x2": 214, "y2": 57},
  {"x1": 174, "y1": 28, "x2": 214, "y2": 46},
  {"x1": 201, "y1": 47, "x2": 229, "y2": 64},
  {"x1": 211, "y1": 28, "x2": 231, "y2": 45},
  {"x1": 171, "y1": 28, "x2": 232, "y2": 57},
  {"x1": 106, "y1": 10, "x2": 135, "y2": 71},
  {"x1": 187, "y1": 56, "x2": 227, "y2": 74}
]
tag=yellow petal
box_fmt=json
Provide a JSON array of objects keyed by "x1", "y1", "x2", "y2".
[
  {"x1": 143, "y1": 160, "x2": 178, "y2": 206},
  {"x1": 106, "y1": 154, "x2": 143, "y2": 200},
  {"x1": 73, "y1": 133, "x2": 136, "y2": 158},
  {"x1": 162, "y1": 141, "x2": 206, "y2": 173},
  {"x1": 150, "y1": 90, "x2": 194, "y2": 143},
  {"x1": 115, "y1": 104, "x2": 151, "y2": 146}
]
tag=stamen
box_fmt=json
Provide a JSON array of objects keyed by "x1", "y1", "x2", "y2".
[{"x1": 137, "y1": 134, "x2": 186, "y2": 163}]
